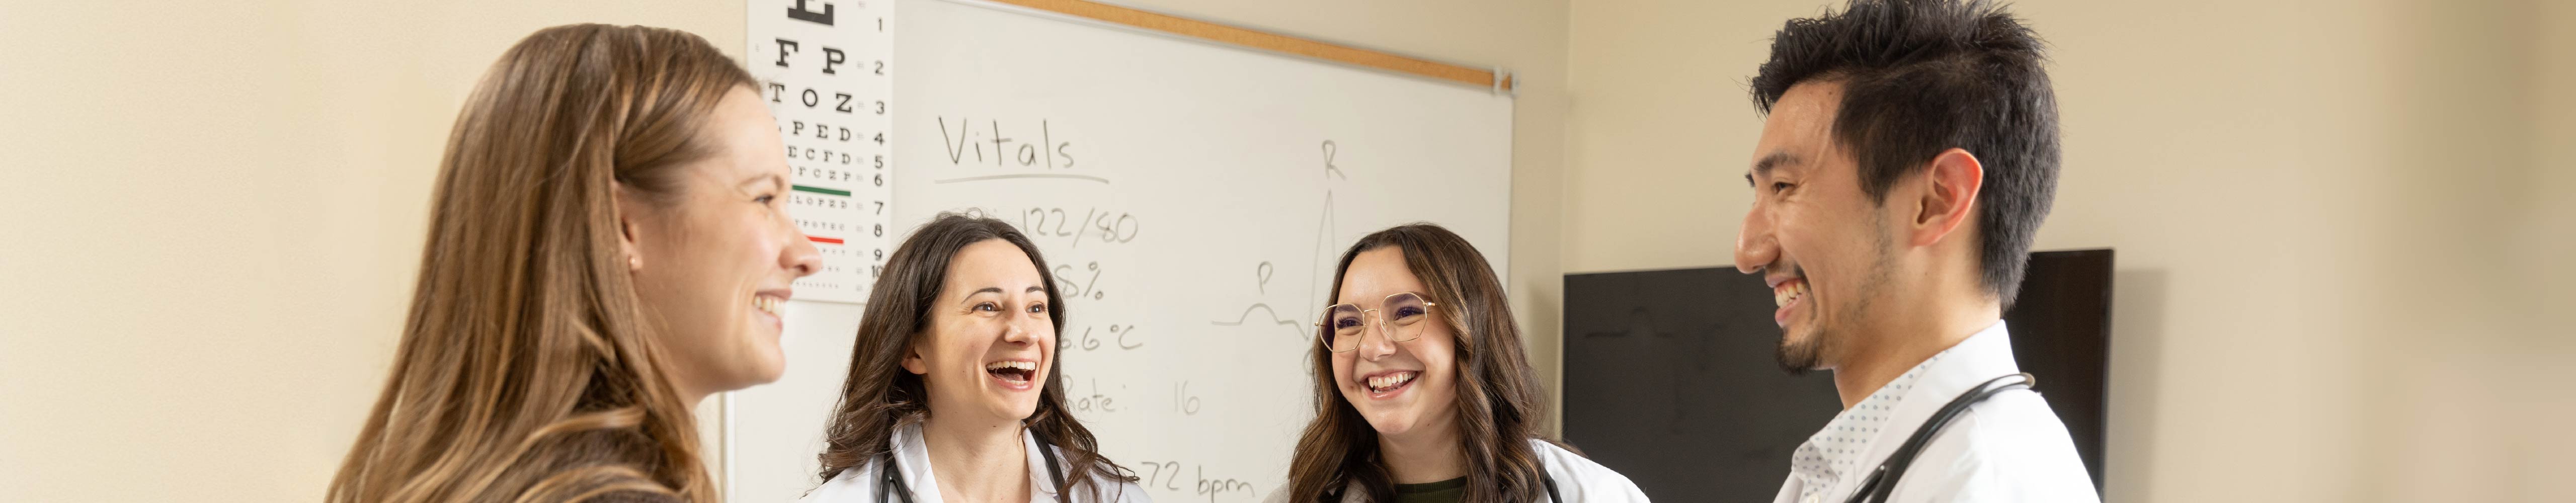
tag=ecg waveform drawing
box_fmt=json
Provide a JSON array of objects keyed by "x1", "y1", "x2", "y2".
[{"x1": 1210, "y1": 140, "x2": 1349, "y2": 343}]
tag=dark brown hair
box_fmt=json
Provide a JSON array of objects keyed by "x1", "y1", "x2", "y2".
[
  {"x1": 813, "y1": 213, "x2": 1136, "y2": 499},
  {"x1": 1749, "y1": 0, "x2": 2059, "y2": 306},
  {"x1": 329, "y1": 24, "x2": 749, "y2": 503},
  {"x1": 1283, "y1": 223, "x2": 1559, "y2": 502}
]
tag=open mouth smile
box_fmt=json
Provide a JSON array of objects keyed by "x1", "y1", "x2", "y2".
[{"x1": 985, "y1": 359, "x2": 1038, "y2": 391}]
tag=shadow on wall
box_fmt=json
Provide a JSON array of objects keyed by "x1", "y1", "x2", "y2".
[{"x1": 2105, "y1": 268, "x2": 2167, "y2": 503}]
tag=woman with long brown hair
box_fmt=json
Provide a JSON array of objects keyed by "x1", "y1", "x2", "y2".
[
  {"x1": 329, "y1": 24, "x2": 820, "y2": 502},
  {"x1": 803, "y1": 214, "x2": 1145, "y2": 503},
  {"x1": 1274, "y1": 224, "x2": 1646, "y2": 503}
]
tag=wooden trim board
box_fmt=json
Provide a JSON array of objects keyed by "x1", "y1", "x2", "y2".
[{"x1": 984, "y1": 0, "x2": 1514, "y2": 92}]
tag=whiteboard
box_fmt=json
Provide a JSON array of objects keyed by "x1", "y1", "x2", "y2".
[{"x1": 730, "y1": 1, "x2": 1513, "y2": 501}]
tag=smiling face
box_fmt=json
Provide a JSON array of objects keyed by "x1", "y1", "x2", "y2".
[
  {"x1": 624, "y1": 86, "x2": 823, "y2": 400},
  {"x1": 905, "y1": 239, "x2": 1057, "y2": 425},
  {"x1": 1328, "y1": 247, "x2": 1462, "y2": 442},
  {"x1": 1736, "y1": 80, "x2": 1903, "y2": 374}
]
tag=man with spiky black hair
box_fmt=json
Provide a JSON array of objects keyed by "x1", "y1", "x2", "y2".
[{"x1": 1732, "y1": 1, "x2": 2099, "y2": 501}]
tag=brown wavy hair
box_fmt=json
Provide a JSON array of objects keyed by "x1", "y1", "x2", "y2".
[
  {"x1": 813, "y1": 213, "x2": 1137, "y2": 500},
  {"x1": 1284, "y1": 223, "x2": 1561, "y2": 502},
  {"x1": 327, "y1": 24, "x2": 752, "y2": 503}
]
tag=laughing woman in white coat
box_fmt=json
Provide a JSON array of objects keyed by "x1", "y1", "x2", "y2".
[
  {"x1": 802, "y1": 214, "x2": 1148, "y2": 503},
  {"x1": 1273, "y1": 224, "x2": 1649, "y2": 503}
]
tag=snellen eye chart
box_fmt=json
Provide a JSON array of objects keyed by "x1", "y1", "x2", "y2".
[{"x1": 751, "y1": 0, "x2": 897, "y2": 304}]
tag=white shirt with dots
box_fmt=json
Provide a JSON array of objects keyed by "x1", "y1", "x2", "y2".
[{"x1": 1771, "y1": 321, "x2": 2100, "y2": 503}]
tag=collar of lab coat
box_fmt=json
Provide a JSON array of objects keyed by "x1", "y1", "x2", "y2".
[
  {"x1": 1862, "y1": 320, "x2": 2022, "y2": 463},
  {"x1": 886, "y1": 422, "x2": 1064, "y2": 503},
  {"x1": 1800, "y1": 321, "x2": 2023, "y2": 500}
]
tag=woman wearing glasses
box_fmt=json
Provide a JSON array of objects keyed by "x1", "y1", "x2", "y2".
[{"x1": 1273, "y1": 224, "x2": 1648, "y2": 503}]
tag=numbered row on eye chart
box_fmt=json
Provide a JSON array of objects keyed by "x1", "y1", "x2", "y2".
[
  {"x1": 781, "y1": 120, "x2": 892, "y2": 149},
  {"x1": 769, "y1": 84, "x2": 893, "y2": 116}
]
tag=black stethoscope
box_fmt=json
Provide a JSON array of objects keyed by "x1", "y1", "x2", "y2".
[
  {"x1": 1842, "y1": 373, "x2": 2037, "y2": 503},
  {"x1": 878, "y1": 430, "x2": 1072, "y2": 503}
]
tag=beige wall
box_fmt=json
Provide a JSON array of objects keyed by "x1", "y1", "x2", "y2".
[
  {"x1": 0, "y1": 2, "x2": 747, "y2": 501},
  {"x1": 0, "y1": 1, "x2": 1569, "y2": 501},
  {"x1": 1566, "y1": 1, "x2": 2573, "y2": 502}
]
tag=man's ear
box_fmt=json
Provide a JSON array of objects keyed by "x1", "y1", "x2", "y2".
[
  {"x1": 1908, "y1": 148, "x2": 1984, "y2": 248},
  {"x1": 613, "y1": 181, "x2": 644, "y2": 272}
]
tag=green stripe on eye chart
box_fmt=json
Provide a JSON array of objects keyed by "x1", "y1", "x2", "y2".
[{"x1": 791, "y1": 185, "x2": 851, "y2": 197}]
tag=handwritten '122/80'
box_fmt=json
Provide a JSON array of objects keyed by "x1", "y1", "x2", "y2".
[{"x1": 1020, "y1": 207, "x2": 1139, "y2": 248}]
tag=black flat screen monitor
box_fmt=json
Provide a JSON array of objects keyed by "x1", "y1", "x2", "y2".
[{"x1": 1560, "y1": 248, "x2": 2112, "y2": 500}]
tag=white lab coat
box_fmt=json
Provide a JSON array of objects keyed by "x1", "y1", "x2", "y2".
[
  {"x1": 1259, "y1": 439, "x2": 1650, "y2": 503},
  {"x1": 1770, "y1": 322, "x2": 2099, "y2": 503},
  {"x1": 801, "y1": 423, "x2": 1152, "y2": 503}
]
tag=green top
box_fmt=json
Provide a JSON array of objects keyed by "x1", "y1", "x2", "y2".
[{"x1": 1391, "y1": 477, "x2": 1469, "y2": 503}]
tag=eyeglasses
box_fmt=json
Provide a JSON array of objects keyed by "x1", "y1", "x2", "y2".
[{"x1": 1314, "y1": 292, "x2": 1436, "y2": 353}]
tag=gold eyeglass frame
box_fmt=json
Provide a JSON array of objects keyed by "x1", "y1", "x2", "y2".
[{"x1": 1312, "y1": 292, "x2": 1437, "y2": 353}]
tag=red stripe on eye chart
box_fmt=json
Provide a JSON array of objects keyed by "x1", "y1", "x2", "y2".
[{"x1": 807, "y1": 235, "x2": 844, "y2": 244}]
